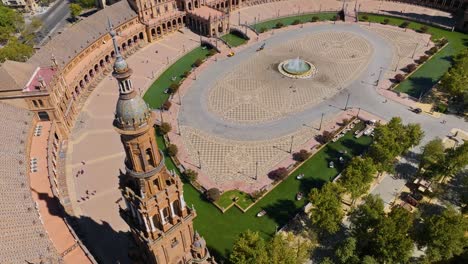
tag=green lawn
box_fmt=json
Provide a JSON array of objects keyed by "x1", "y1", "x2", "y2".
[
  {"x1": 220, "y1": 33, "x2": 247, "y2": 47},
  {"x1": 154, "y1": 128, "x2": 372, "y2": 259},
  {"x1": 216, "y1": 190, "x2": 254, "y2": 211},
  {"x1": 143, "y1": 46, "x2": 211, "y2": 108},
  {"x1": 145, "y1": 37, "x2": 373, "y2": 260},
  {"x1": 359, "y1": 13, "x2": 467, "y2": 97},
  {"x1": 253, "y1": 12, "x2": 338, "y2": 32}
]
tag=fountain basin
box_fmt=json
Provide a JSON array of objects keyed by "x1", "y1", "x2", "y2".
[{"x1": 278, "y1": 58, "x2": 317, "y2": 79}]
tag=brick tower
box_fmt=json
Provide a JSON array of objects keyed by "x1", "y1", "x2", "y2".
[{"x1": 108, "y1": 19, "x2": 214, "y2": 264}]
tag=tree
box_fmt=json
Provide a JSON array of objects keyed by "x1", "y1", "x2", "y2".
[
  {"x1": 439, "y1": 50, "x2": 468, "y2": 98},
  {"x1": 400, "y1": 21, "x2": 410, "y2": 28},
  {"x1": 417, "y1": 207, "x2": 467, "y2": 262},
  {"x1": 69, "y1": 3, "x2": 82, "y2": 21},
  {"x1": 406, "y1": 63, "x2": 417, "y2": 72},
  {"x1": 321, "y1": 257, "x2": 334, "y2": 264},
  {"x1": 308, "y1": 182, "x2": 344, "y2": 234},
  {"x1": 350, "y1": 196, "x2": 414, "y2": 263},
  {"x1": 382, "y1": 18, "x2": 390, "y2": 25},
  {"x1": 370, "y1": 206, "x2": 414, "y2": 263},
  {"x1": 368, "y1": 117, "x2": 423, "y2": 173},
  {"x1": 275, "y1": 22, "x2": 284, "y2": 28},
  {"x1": 418, "y1": 138, "x2": 445, "y2": 178},
  {"x1": 77, "y1": 0, "x2": 96, "y2": 8},
  {"x1": 162, "y1": 100, "x2": 172, "y2": 110},
  {"x1": 0, "y1": 5, "x2": 24, "y2": 43},
  {"x1": 311, "y1": 16, "x2": 319, "y2": 22},
  {"x1": 183, "y1": 169, "x2": 198, "y2": 182},
  {"x1": 317, "y1": 130, "x2": 334, "y2": 144},
  {"x1": 230, "y1": 230, "x2": 269, "y2": 264},
  {"x1": 166, "y1": 144, "x2": 178, "y2": 157},
  {"x1": 440, "y1": 142, "x2": 468, "y2": 179},
  {"x1": 361, "y1": 15, "x2": 369, "y2": 21},
  {"x1": 269, "y1": 233, "x2": 313, "y2": 264},
  {"x1": 0, "y1": 37, "x2": 34, "y2": 62},
  {"x1": 418, "y1": 55, "x2": 429, "y2": 63},
  {"x1": 205, "y1": 188, "x2": 221, "y2": 202},
  {"x1": 268, "y1": 167, "x2": 288, "y2": 182},
  {"x1": 159, "y1": 122, "x2": 171, "y2": 134},
  {"x1": 394, "y1": 73, "x2": 405, "y2": 83},
  {"x1": 340, "y1": 157, "x2": 377, "y2": 203},
  {"x1": 292, "y1": 19, "x2": 301, "y2": 25},
  {"x1": 292, "y1": 149, "x2": 310, "y2": 162},
  {"x1": 335, "y1": 237, "x2": 360, "y2": 264},
  {"x1": 420, "y1": 25, "x2": 429, "y2": 33},
  {"x1": 349, "y1": 195, "x2": 385, "y2": 249},
  {"x1": 168, "y1": 82, "x2": 180, "y2": 94},
  {"x1": 194, "y1": 58, "x2": 203, "y2": 67}
]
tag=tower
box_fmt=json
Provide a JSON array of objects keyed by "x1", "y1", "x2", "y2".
[{"x1": 108, "y1": 19, "x2": 214, "y2": 264}]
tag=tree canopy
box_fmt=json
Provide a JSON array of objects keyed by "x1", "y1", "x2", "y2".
[
  {"x1": 70, "y1": 3, "x2": 83, "y2": 20},
  {"x1": 417, "y1": 207, "x2": 468, "y2": 262},
  {"x1": 0, "y1": 5, "x2": 24, "y2": 43},
  {"x1": 229, "y1": 230, "x2": 269, "y2": 264},
  {"x1": 308, "y1": 182, "x2": 344, "y2": 235},
  {"x1": 230, "y1": 231, "x2": 313, "y2": 264},
  {"x1": 340, "y1": 157, "x2": 377, "y2": 202},
  {"x1": 418, "y1": 138, "x2": 445, "y2": 178},
  {"x1": 368, "y1": 117, "x2": 423, "y2": 172},
  {"x1": 349, "y1": 195, "x2": 414, "y2": 263},
  {"x1": 439, "y1": 49, "x2": 468, "y2": 98}
]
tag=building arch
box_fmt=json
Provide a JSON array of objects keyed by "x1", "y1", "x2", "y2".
[
  {"x1": 105, "y1": 55, "x2": 110, "y2": 63},
  {"x1": 139, "y1": 32, "x2": 144, "y2": 40},
  {"x1": 99, "y1": 59, "x2": 104, "y2": 67},
  {"x1": 157, "y1": 26, "x2": 162, "y2": 35},
  {"x1": 94, "y1": 64, "x2": 99, "y2": 72},
  {"x1": 195, "y1": 0, "x2": 199, "y2": 8},
  {"x1": 188, "y1": 2, "x2": 192, "y2": 10},
  {"x1": 84, "y1": 74, "x2": 89, "y2": 83},
  {"x1": 178, "y1": 17, "x2": 182, "y2": 24}
]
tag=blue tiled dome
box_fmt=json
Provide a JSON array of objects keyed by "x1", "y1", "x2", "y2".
[{"x1": 115, "y1": 96, "x2": 150, "y2": 129}]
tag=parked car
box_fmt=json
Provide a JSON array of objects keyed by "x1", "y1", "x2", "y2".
[
  {"x1": 228, "y1": 51, "x2": 235, "y2": 57},
  {"x1": 296, "y1": 173, "x2": 304, "y2": 180},
  {"x1": 329, "y1": 161, "x2": 334, "y2": 168},
  {"x1": 403, "y1": 193, "x2": 418, "y2": 207},
  {"x1": 413, "y1": 108, "x2": 422, "y2": 114}
]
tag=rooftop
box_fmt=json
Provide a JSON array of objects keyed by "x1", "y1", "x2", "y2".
[
  {"x1": 28, "y1": 0, "x2": 137, "y2": 68},
  {"x1": 0, "y1": 60, "x2": 38, "y2": 92},
  {"x1": 0, "y1": 102, "x2": 61, "y2": 263},
  {"x1": 190, "y1": 6, "x2": 224, "y2": 20}
]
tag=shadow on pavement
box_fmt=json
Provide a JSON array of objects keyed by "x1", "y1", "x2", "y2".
[{"x1": 33, "y1": 189, "x2": 131, "y2": 263}]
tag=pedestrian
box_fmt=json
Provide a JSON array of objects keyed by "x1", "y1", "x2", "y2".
[
  {"x1": 86, "y1": 190, "x2": 89, "y2": 195},
  {"x1": 80, "y1": 169, "x2": 84, "y2": 174}
]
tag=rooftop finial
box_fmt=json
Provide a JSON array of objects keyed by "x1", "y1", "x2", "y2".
[{"x1": 107, "y1": 17, "x2": 128, "y2": 74}]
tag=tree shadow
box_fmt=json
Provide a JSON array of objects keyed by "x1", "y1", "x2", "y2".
[
  {"x1": 403, "y1": 76, "x2": 436, "y2": 98},
  {"x1": 310, "y1": 225, "x2": 348, "y2": 263},
  {"x1": 439, "y1": 170, "x2": 467, "y2": 209},
  {"x1": 394, "y1": 162, "x2": 418, "y2": 181},
  {"x1": 381, "y1": 10, "x2": 455, "y2": 27},
  {"x1": 263, "y1": 199, "x2": 300, "y2": 227},
  {"x1": 32, "y1": 189, "x2": 132, "y2": 263},
  {"x1": 299, "y1": 178, "x2": 326, "y2": 195}
]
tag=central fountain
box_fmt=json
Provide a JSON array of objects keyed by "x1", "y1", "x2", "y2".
[{"x1": 278, "y1": 57, "x2": 317, "y2": 79}]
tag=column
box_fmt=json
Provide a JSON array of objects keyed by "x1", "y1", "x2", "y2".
[
  {"x1": 149, "y1": 215, "x2": 157, "y2": 231},
  {"x1": 142, "y1": 214, "x2": 150, "y2": 232},
  {"x1": 179, "y1": 194, "x2": 186, "y2": 209},
  {"x1": 170, "y1": 201, "x2": 175, "y2": 217},
  {"x1": 159, "y1": 208, "x2": 166, "y2": 225}
]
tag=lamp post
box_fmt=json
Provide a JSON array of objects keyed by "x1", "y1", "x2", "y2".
[
  {"x1": 319, "y1": 113, "x2": 324, "y2": 131},
  {"x1": 344, "y1": 93, "x2": 350, "y2": 110},
  {"x1": 197, "y1": 150, "x2": 202, "y2": 169},
  {"x1": 255, "y1": 161, "x2": 258, "y2": 180},
  {"x1": 238, "y1": 11, "x2": 240, "y2": 25},
  {"x1": 395, "y1": 55, "x2": 400, "y2": 72},
  {"x1": 177, "y1": 118, "x2": 181, "y2": 135},
  {"x1": 376, "y1": 67, "x2": 383, "y2": 86},
  {"x1": 412, "y1": 42, "x2": 419, "y2": 59},
  {"x1": 289, "y1": 136, "x2": 294, "y2": 154},
  {"x1": 357, "y1": 107, "x2": 361, "y2": 118}
]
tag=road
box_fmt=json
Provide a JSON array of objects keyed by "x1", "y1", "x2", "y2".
[
  {"x1": 36, "y1": 0, "x2": 70, "y2": 44},
  {"x1": 180, "y1": 23, "x2": 468, "y2": 144}
]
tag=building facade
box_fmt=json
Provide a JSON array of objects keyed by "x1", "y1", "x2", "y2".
[{"x1": 107, "y1": 20, "x2": 215, "y2": 263}]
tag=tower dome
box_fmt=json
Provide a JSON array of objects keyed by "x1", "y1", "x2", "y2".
[{"x1": 115, "y1": 96, "x2": 151, "y2": 130}]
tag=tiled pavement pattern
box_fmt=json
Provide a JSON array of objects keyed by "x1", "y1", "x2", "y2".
[
  {"x1": 180, "y1": 123, "x2": 319, "y2": 190},
  {"x1": 207, "y1": 31, "x2": 373, "y2": 124}
]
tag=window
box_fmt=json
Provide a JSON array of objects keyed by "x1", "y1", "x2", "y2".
[
  {"x1": 38, "y1": 100, "x2": 44, "y2": 107},
  {"x1": 162, "y1": 207, "x2": 170, "y2": 223},
  {"x1": 146, "y1": 148, "x2": 155, "y2": 166},
  {"x1": 171, "y1": 237, "x2": 178, "y2": 248},
  {"x1": 165, "y1": 179, "x2": 172, "y2": 186},
  {"x1": 32, "y1": 100, "x2": 38, "y2": 108}
]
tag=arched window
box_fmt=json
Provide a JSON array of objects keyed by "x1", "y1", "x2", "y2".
[
  {"x1": 146, "y1": 148, "x2": 155, "y2": 166},
  {"x1": 32, "y1": 100, "x2": 38, "y2": 108},
  {"x1": 38, "y1": 100, "x2": 44, "y2": 107}
]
